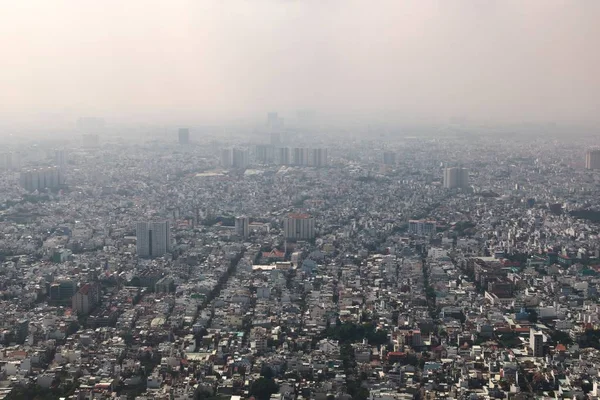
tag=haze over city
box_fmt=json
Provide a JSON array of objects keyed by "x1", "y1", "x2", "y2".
[
  {"x1": 1, "y1": 0, "x2": 599, "y2": 129},
  {"x1": 4, "y1": 2, "x2": 600, "y2": 400}
]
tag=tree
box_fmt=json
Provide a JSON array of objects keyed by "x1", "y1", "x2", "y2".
[
  {"x1": 249, "y1": 377, "x2": 279, "y2": 400},
  {"x1": 528, "y1": 309, "x2": 538, "y2": 324}
]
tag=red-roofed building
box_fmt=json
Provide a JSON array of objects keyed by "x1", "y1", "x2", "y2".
[{"x1": 72, "y1": 282, "x2": 100, "y2": 315}]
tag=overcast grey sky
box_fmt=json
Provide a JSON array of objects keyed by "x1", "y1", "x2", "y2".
[{"x1": 1, "y1": 0, "x2": 599, "y2": 127}]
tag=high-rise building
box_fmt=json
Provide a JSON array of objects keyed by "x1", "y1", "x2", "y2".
[
  {"x1": 270, "y1": 132, "x2": 282, "y2": 146},
  {"x1": 232, "y1": 148, "x2": 250, "y2": 169},
  {"x1": 292, "y1": 147, "x2": 310, "y2": 166},
  {"x1": 20, "y1": 166, "x2": 64, "y2": 191},
  {"x1": 0, "y1": 152, "x2": 18, "y2": 170},
  {"x1": 255, "y1": 145, "x2": 275, "y2": 164},
  {"x1": 443, "y1": 167, "x2": 469, "y2": 189},
  {"x1": 283, "y1": 213, "x2": 315, "y2": 240},
  {"x1": 221, "y1": 149, "x2": 233, "y2": 168},
  {"x1": 235, "y1": 216, "x2": 250, "y2": 238},
  {"x1": 55, "y1": 149, "x2": 67, "y2": 170},
  {"x1": 586, "y1": 150, "x2": 600, "y2": 170},
  {"x1": 178, "y1": 128, "x2": 190, "y2": 145},
  {"x1": 136, "y1": 221, "x2": 172, "y2": 258},
  {"x1": 408, "y1": 220, "x2": 437, "y2": 236},
  {"x1": 276, "y1": 147, "x2": 291, "y2": 165},
  {"x1": 267, "y1": 112, "x2": 284, "y2": 129},
  {"x1": 310, "y1": 148, "x2": 328, "y2": 167},
  {"x1": 72, "y1": 283, "x2": 100, "y2": 315},
  {"x1": 383, "y1": 151, "x2": 396, "y2": 165},
  {"x1": 530, "y1": 329, "x2": 544, "y2": 357}
]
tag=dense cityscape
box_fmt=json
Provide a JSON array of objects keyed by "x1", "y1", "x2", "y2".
[{"x1": 1, "y1": 118, "x2": 600, "y2": 400}]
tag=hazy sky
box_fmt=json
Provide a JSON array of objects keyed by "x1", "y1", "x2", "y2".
[{"x1": 1, "y1": 0, "x2": 599, "y2": 127}]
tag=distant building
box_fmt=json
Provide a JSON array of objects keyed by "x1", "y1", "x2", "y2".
[
  {"x1": 232, "y1": 148, "x2": 250, "y2": 169},
  {"x1": 283, "y1": 213, "x2": 315, "y2": 240},
  {"x1": 0, "y1": 152, "x2": 19, "y2": 170},
  {"x1": 530, "y1": 329, "x2": 544, "y2": 357},
  {"x1": 55, "y1": 149, "x2": 67, "y2": 170},
  {"x1": 178, "y1": 128, "x2": 190, "y2": 145},
  {"x1": 585, "y1": 149, "x2": 600, "y2": 170},
  {"x1": 443, "y1": 167, "x2": 469, "y2": 189},
  {"x1": 136, "y1": 221, "x2": 172, "y2": 258},
  {"x1": 408, "y1": 220, "x2": 436, "y2": 236},
  {"x1": 383, "y1": 151, "x2": 396, "y2": 165},
  {"x1": 72, "y1": 283, "x2": 100, "y2": 315},
  {"x1": 235, "y1": 216, "x2": 250, "y2": 238},
  {"x1": 221, "y1": 148, "x2": 233, "y2": 168},
  {"x1": 20, "y1": 166, "x2": 64, "y2": 191},
  {"x1": 49, "y1": 280, "x2": 77, "y2": 305},
  {"x1": 310, "y1": 148, "x2": 328, "y2": 167},
  {"x1": 267, "y1": 112, "x2": 284, "y2": 129},
  {"x1": 255, "y1": 144, "x2": 275, "y2": 164},
  {"x1": 276, "y1": 147, "x2": 291, "y2": 165}
]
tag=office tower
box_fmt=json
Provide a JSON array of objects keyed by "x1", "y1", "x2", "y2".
[
  {"x1": 283, "y1": 213, "x2": 315, "y2": 240},
  {"x1": 136, "y1": 221, "x2": 172, "y2": 258},
  {"x1": 310, "y1": 148, "x2": 329, "y2": 167},
  {"x1": 383, "y1": 151, "x2": 396, "y2": 165},
  {"x1": 20, "y1": 166, "x2": 64, "y2": 191},
  {"x1": 232, "y1": 148, "x2": 250, "y2": 169},
  {"x1": 55, "y1": 149, "x2": 67, "y2": 170},
  {"x1": 221, "y1": 148, "x2": 233, "y2": 168},
  {"x1": 530, "y1": 329, "x2": 544, "y2": 357},
  {"x1": 235, "y1": 216, "x2": 250, "y2": 238},
  {"x1": 292, "y1": 147, "x2": 310, "y2": 166},
  {"x1": 408, "y1": 220, "x2": 437, "y2": 236},
  {"x1": 0, "y1": 152, "x2": 18, "y2": 170},
  {"x1": 255, "y1": 144, "x2": 275, "y2": 164},
  {"x1": 267, "y1": 112, "x2": 284, "y2": 129},
  {"x1": 49, "y1": 280, "x2": 77, "y2": 305},
  {"x1": 586, "y1": 150, "x2": 600, "y2": 170},
  {"x1": 178, "y1": 128, "x2": 190, "y2": 145},
  {"x1": 82, "y1": 134, "x2": 100, "y2": 148},
  {"x1": 443, "y1": 167, "x2": 469, "y2": 189},
  {"x1": 276, "y1": 147, "x2": 291, "y2": 165}
]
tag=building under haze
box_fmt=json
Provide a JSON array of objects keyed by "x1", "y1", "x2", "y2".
[
  {"x1": 408, "y1": 219, "x2": 437, "y2": 236},
  {"x1": 20, "y1": 167, "x2": 64, "y2": 191},
  {"x1": 383, "y1": 151, "x2": 396, "y2": 165},
  {"x1": 255, "y1": 144, "x2": 275, "y2": 164},
  {"x1": 0, "y1": 152, "x2": 19, "y2": 171},
  {"x1": 283, "y1": 213, "x2": 315, "y2": 240},
  {"x1": 136, "y1": 221, "x2": 172, "y2": 258},
  {"x1": 443, "y1": 167, "x2": 469, "y2": 189},
  {"x1": 55, "y1": 149, "x2": 67, "y2": 171},
  {"x1": 178, "y1": 128, "x2": 190, "y2": 145},
  {"x1": 235, "y1": 216, "x2": 250, "y2": 239},
  {"x1": 585, "y1": 150, "x2": 600, "y2": 170}
]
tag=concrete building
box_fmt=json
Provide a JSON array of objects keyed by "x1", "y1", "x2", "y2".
[
  {"x1": 408, "y1": 220, "x2": 437, "y2": 236},
  {"x1": 255, "y1": 145, "x2": 274, "y2": 164},
  {"x1": 20, "y1": 166, "x2": 64, "y2": 191},
  {"x1": 232, "y1": 148, "x2": 250, "y2": 169},
  {"x1": 443, "y1": 167, "x2": 469, "y2": 189},
  {"x1": 235, "y1": 216, "x2": 250, "y2": 239},
  {"x1": 221, "y1": 148, "x2": 233, "y2": 168},
  {"x1": 0, "y1": 152, "x2": 19, "y2": 170},
  {"x1": 585, "y1": 149, "x2": 600, "y2": 170},
  {"x1": 310, "y1": 148, "x2": 328, "y2": 167},
  {"x1": 55, "y1": 149, "x2": 67, "y2": 170},
  {"x1": 276, "y1": 147, "x2": 291, "y2": 165},
  {"x1": 72, "y1": 283, "x2": 100, "y2": 315},
  {"x1": 292, "y1": 147, "x2": 310, "y2": 166},
  {"x1": 530, "y1": 329, "x2": 544, "y2": 357},
  {"x1": 283, "y1": 213, "x2": 315, "y2": 240},
  {"x1": 136, "y1": 221, "x2": 172, "y2": 258},
  {"x1": 178, "y1": 128, "x2": 190, "y2": 145}
]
